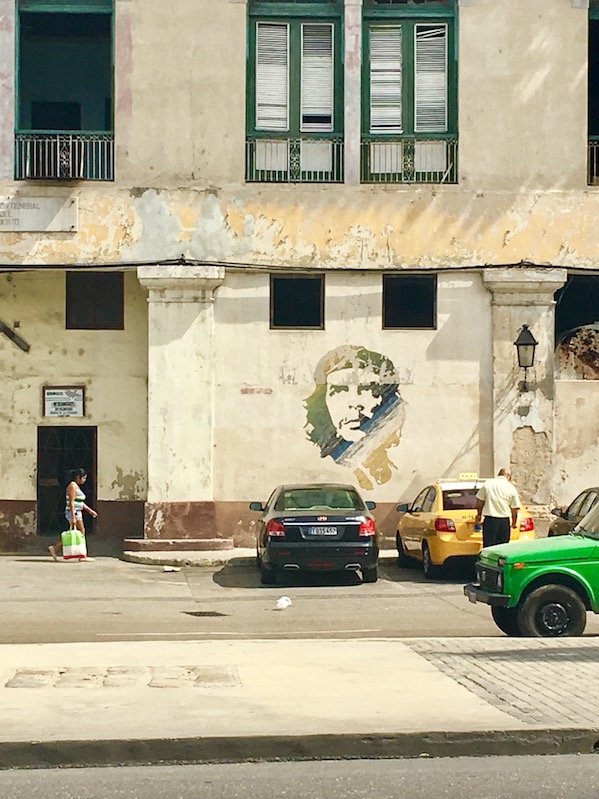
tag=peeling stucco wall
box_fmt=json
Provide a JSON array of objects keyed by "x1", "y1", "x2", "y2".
[{"x1": 511, "y1": 426, "x2": 551, "y2": 505}]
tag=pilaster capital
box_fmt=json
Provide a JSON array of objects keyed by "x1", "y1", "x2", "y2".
[
  {"x1": 483, "y1": 267, "x2": 567, "y2": 306},
  {"x1": 138, "y1": 264, "x2": 225, "y2": 304}
]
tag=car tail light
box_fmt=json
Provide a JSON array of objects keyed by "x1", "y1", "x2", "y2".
[
  {"x1": 435, "y1": 518, "x2": 456, "y2": 532},
  {"x1": 519, "y1": 517, "x2": 535, "y2": 532},
  {"x1": 359, "y1": 518, "x2": 376, "y2": 537},
  {"x1": 266, "y1": 519, "x2": 286, "y2": 538}
]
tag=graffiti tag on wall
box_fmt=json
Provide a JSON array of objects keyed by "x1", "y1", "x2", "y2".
[{"x1": 304, "y1": 345, "x2": 406, "y2": 491}]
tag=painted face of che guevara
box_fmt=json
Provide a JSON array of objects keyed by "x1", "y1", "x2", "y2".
[{"x1": 325, "y1": 370, "x2": 384, "y2": 443}]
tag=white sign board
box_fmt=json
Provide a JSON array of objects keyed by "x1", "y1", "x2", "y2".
[
  {"x1": 43, "y1": 387, "x2": 85, "y2": 418},
  {"x1": 0, "y1": 197, "x2": 78, "y2": 232}
]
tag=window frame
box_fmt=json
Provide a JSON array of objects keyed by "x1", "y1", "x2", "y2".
[
  {"x1": 65, "y1": 270, "x2": 124, "y2": 331},
  {"x1": 247, "y1": 3, "x2": 344, "y2": 141},
  {"x1": 382, "y1": 273, "x2": 438, "y2": 330},
  {"x1": 362, "y1": 2, "x2": 457, "y2": 140},
  {"x1": 269, "y1": 273, "x2": 325, "y2": 331}
]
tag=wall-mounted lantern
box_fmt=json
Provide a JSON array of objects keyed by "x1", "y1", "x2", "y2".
[{"x1": 514, "y1": 324, "x2": 538, "y2": 392}]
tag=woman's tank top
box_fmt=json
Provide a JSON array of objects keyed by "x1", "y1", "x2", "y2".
[{"x1": 66, "y1": 484, "x2": 85, "y2": 513}]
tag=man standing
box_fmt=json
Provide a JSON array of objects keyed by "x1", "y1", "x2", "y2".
[{"x1": 474, "y1": 467, "x2": 521, "y2": 548}]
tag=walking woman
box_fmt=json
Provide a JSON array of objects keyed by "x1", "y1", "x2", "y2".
[{"x1": 48, "y1": 468, "x2": 97, "y2": 562}]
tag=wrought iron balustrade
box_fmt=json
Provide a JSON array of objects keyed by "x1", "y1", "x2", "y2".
[
  {"x1": 361, "y1": 137, "x2": 458, "y2": 184},
  {"x1": 589, "y1": 138, "x2": 599, "y2": 185},
  {"x1": 15, "y1": 132, "x2": 114, "y2": 181},
  {"x1": 246, "y1": 137, "x2": 344, "y2": 183}
]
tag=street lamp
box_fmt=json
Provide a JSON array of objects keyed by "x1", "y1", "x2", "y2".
[{"x1": 514, "y1": 324, "x2": 538, "y2": 392}]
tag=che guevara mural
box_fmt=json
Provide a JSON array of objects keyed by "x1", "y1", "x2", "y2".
[{"x1": 304, "y1": 345, "x2": 406, "y2": 491}]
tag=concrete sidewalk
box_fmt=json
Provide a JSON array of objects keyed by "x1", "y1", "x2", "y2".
[{"x1": 2, "y1": 636, "x2": 599, "y2": 768}]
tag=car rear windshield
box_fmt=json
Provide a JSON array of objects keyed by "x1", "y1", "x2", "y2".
[
  {"x1": 442, "y1": 489, "x2": 479, "y2": 511},
  {"x1": 275, "y1": 488, "x2": 365, "y2": 512}
]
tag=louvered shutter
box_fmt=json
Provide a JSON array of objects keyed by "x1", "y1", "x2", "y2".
[
  {"x1": 414, "y1": 24, "x2": 447, "y2": 133},
  {"x1": 369, "y1": 25, "x2": 403, "y2": 135},
  {"x1": 256, "y1": 22, "x2": 289, "y2": 132},
  {"x1": 301, "y1": 23, "x2": 334, "y2": 133}
]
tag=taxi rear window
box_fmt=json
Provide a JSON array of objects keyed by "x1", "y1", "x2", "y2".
[{"x1": 442, "y1": 489, "x2": 478, "y2": 511}]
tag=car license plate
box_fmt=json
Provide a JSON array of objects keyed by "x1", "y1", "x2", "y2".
[{"x1": 308, "y1": 526, "x2": 337, "y2": 536}]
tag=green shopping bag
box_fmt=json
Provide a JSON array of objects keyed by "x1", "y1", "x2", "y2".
[{"x1": 61, "y1": 528, "x2": 87, "y2": 560}]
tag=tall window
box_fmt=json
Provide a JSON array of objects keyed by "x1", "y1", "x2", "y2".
[
  {"x1": 589, "y1": 1, "x2": 599, "y2": 184},
  {"x1": 361, "y1": 0, "x2": 457, "y2": 184},
  {"x1": 16, "y1": 0, "x2": 114, "y2": 181},
  {"x1": 246, "y1": 1, "x2": 344, "y2": 183}
]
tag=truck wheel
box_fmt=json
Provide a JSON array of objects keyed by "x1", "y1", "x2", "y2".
[
  {"x1": 362, "y1": 566, "x2": 378, "y2": 583},
  {"x1": 260, "y1": 564, "x2": 276, "y2": 586},
  {"x1": 491, "y1": 606, "x2": 521, "y2": 637},
  {"x1": 396, "y1": 534, "x2": 416, "y2": 568},
  {"x1": 517, "y1": 585, "x2": 587, "y2": 637},
  {"x1": 422, "y1": 543, "x2": 441, "y2": 580}
]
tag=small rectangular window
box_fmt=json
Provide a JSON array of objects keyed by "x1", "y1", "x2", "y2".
[
  {"x1": 270, "y1": 274, "x2": 324, "y2": 329},
  {"x1": 66, "y1": 272, "x2": 124, "y2": 330},
  {"x1": 383, "y1": 273, "x2": 436, "y2": 329}
]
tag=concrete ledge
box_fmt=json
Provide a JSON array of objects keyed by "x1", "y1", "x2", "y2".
[
  {"x1": 123, "y1": 538, "x2": 235, "y2": 552},
  {"x1": 2, "y1": 729, "x2": 599, "y2": 770},
  {"x1": 122, "y1": 549, "x2": 256, "y2": 567}
]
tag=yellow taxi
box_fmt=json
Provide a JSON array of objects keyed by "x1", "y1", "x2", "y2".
[{"x1": 396, "y1": 474, "x2": 536, "y2": 579}]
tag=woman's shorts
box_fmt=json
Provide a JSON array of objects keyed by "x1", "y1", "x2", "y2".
[{"x1": 65, "y1": 510, "x2": 83, "y2": 523}]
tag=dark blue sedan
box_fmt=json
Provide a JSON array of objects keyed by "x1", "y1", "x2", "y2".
[{"x1": 250, "y1": 483, "x2": 378, "y2": 585}]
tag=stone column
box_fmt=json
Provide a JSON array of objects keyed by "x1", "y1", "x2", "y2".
[
  {"x1": 483, "y1": 268, "x2": 567, "y2": 505},
  {"x1": 344, "y1": 0, "x2": 362, "y2": 186},
  {"x1": 138, "y1": 264, "x2": 224, "y2": 541},
  {"x1": 0, "y1": 0, "x2": 15, "y2": 181}
]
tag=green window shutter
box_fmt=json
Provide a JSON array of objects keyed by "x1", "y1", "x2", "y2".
[
  {"x1": 369, "y1": 25, "x2": 403, "y2": 135},
  {"x1": 256, "y1": 22, "x2": 289, "y2": 132},
  {"x1": 19, "y1": 0, "x2": 112, "y2": 10},
  {"x1": 301, "y1": 23, "x2": 334, "y2": 132},
  {"x1": 414, "y1": 23, "x2": 447, "y2": 133}
]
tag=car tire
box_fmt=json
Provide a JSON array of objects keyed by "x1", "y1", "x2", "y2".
[
  {"x1": 517, "y1": 585, "x2": 587, "y2": 637},
  {"x1": 422, "y1": 543, "x2": 441, "y2": 580},
  {"x1": 362, "y1": 566, "x2": 378, "y2": 583},
  {"x1": 491, "y1": 606, "x2": 521, "y2": 637},
  {"x1": 260, "y1": 564, "x2": 276, "y2": 586},
  {"x1": 396, "y1": 533, "x2": 416, "y2": 568}
]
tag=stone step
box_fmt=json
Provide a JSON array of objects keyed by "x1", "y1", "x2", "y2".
[{"x1": 123, "y1": 538, "x2": 235, "y2": 552}]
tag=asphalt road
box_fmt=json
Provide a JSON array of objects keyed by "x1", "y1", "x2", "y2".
[
  {"x1": 3, "y1": 553, "x2": 599, "y2": 644},
  {"x1": 2, "y1": 756, "x2": 599, "y2": 799}
]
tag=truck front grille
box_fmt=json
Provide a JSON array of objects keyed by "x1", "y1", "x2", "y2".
[{"x1": 477, "y1": 564, "x2": 502, "y2": 593}]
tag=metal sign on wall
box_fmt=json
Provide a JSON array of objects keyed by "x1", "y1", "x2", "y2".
[
  {"x1": 0, "y1": 197, "x2": 78, "y2": 232},
  {"x1": 43, "y1": 386, "x2": 85, "y2": 417}
]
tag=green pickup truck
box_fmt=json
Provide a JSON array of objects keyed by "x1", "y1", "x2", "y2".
[{"x1": 464, "y1": 507, "x2": 599, "y2": 636}]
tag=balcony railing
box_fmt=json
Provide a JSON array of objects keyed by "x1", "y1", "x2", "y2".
[
  {"x1": 246, "y1": 137, "x2": 344, "y2": 183},
  {"x1": 361, "y1": 137, "x2": 458, "y2": 184},
  {"x1": 589, "y1": 137, "x2": 599, "y2": 185},
  {"x1": 15, "y1": 132, "x2": 114, "y2": 181}
]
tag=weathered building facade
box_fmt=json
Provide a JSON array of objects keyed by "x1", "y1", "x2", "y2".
[{"x1": 1, "y1": 0, "x2": 599, "y2": 550}]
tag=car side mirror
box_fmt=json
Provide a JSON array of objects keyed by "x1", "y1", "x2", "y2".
[
  {"x1": 249, "y1": 501, "x2": 264, "y2": 512},
  {"x1": 396, "y1": 502, "x2": 409, "y2": 513},
  {"x1": 366, "y1": 501, "x2": 376, "y2": 510},
  {"x1": 550, "y1": 507, "x2": 563, "y2": 518}
]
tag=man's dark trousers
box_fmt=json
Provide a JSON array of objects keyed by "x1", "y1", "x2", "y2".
[{"x1": 482, "y1": 516, "x2": 511, "y2": 548}]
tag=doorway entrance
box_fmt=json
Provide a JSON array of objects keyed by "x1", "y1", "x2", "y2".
[{"x1": 37, "y1": 426, "x2": 97, "y2": 536}]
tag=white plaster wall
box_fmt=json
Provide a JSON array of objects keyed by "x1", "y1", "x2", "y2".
[
  {"x1": 553, "y1": 379, "x2": 599, "y2": 505},
  {"x1": 213, "y1": 271, "x2": 492, "y2": 503},
  {"x1": 116, "y1": 0, "x2": 246, "y2": 187},
  {"x1": 460, "y1": 0, "x2": 588, "y2": 190},
  {"x1": 0, "y1": 271, "x2": 148, "y2": 501}
]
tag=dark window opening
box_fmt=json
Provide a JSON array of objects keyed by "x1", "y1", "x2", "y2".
[
  {"x1": 589, "y1": 21, "x2": 599, "y2": 137},
  {"x1": 554, "y1": 275, "x2": 599, "y2": 343},
  {"x1": 19, "y1": 12, "x2": 112, "y2": 132},
  {"x1": 66, "y1": 272, "x2": 124, "y2": 331},
  {"x1": 271, "y1": 275, "x2": 324, "y2": 329},
  {"x1": 383, "y1": 274, "x2": 437, "y2": 329}
]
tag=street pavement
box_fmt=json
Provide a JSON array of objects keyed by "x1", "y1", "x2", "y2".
[{"x1": 2, "y1": 548, "x2": 599, "y2": 768}]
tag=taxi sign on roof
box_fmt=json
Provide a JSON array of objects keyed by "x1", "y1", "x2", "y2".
[{"x1": 458, "y1": 472, "x2": 478, "y2": 480}]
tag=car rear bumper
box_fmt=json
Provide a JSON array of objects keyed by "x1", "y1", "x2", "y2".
[
  {"x1": 464, "y1": 583, "x2": 510, "y2": 607},
  {"x1": 264, "y1": 542, "x2": 378, "y2": 572}
]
